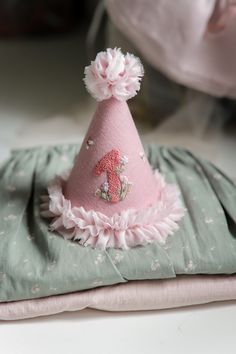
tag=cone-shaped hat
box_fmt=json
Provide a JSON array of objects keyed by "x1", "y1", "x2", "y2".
[
  {"x1": 41, "y1": 48, "x2": 184, "y2": 249},
  {"x1": 64, "y1": 97, "x2": 159, "y2": 216}
]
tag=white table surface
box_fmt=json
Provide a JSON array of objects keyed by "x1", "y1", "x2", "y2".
[
  {"x1": 1, "y1": 303, "x2": 235, "y2": 354},
  {"x1": 0, "y1": 31, "x2": 236, "y2": 354}
]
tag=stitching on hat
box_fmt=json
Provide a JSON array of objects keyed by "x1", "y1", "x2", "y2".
[
  {"x1": 86, "y1": 137, "x2": 95, "y2": 150},
  {"x1": 94, "y1": 149, "x2": 132, "y2": 203}
]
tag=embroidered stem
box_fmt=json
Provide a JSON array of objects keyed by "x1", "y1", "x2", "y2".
[{"x1": 94, "y1": 149, "x2": 131, "y2": 203}]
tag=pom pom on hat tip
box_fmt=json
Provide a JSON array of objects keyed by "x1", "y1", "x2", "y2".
[{"x1": 83, "y1": 47, "x2": 144, "y2": 102}]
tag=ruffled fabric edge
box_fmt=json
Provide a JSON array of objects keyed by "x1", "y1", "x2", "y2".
[{"x1": 40, "y1": 170, "x2": 185, "y2": 250}]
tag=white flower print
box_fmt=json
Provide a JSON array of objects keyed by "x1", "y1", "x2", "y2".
[
  {"x1": 121, "y1": 155, "x2": 129, "y2": 165},
  {"x1": 94, "y1": 253, "x2": 106, "y2": 265},
  {"x1": 213, "y1": 173, "x2": 222, "y2": 180},
  {"x1": 113, "y1": 253, "x2": 124, "y2": 264},
  {"x1": 31, "y1": 284, "x2": 40, "y2": 294},
  {"x1": 27, "y1": 235, "x2": 35, "y2": 241},
  {"x1": 205, "y1": 217, "x2": 214, "y2": 224},
  {"x1": 151, "y1": 259, "x2": 160, "y2": 271},
  {"x1": 4, "y1": 214, "x2": 17, "y2": 221},
  {"x1": 46, "y1": 260, "x2": 57, "y2": 272},
  {"x1": 93, "y1": 280, "x2": 103, "y2": 286},
  {"x1": 186, "y1": 260, "x2": 196, "y2": 271}
]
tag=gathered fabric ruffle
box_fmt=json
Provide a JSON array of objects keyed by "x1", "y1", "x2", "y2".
[{"x1": 40, "y1": 170, "x2": 185, "y2": 250}]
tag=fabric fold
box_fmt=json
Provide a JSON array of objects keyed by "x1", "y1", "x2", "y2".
[{"x1": 1, "y1": 275, "x2": 236, "y2": 321}]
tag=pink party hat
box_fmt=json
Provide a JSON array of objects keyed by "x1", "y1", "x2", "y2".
[{"x1": 41, "y1": 48, "x2": 184, "y2": 249}]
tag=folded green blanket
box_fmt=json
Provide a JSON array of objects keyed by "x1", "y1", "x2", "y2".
[{"x1": 0, "y1": 144, "x2": 235, "y2": 302}]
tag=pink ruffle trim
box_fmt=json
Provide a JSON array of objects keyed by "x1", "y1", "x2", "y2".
[{"x1": 40, "y1": 171, "x2": 185, "y2": 250}]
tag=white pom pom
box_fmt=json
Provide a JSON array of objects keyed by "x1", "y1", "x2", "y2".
[{"x1": 83, "y1": 48, "x2": 144, "y2": 101}]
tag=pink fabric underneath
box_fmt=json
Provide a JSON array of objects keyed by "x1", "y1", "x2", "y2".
[{"x1": 1, "y1": 275, "x2": 236, "y2": 320}]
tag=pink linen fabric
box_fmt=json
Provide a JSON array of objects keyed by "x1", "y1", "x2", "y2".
[
  {"x1": 1, "y1": 275, "x2": 236, "y2": 320},
  {"x1": 106, "y1": 0, "x2": 236, "y2": 98}
]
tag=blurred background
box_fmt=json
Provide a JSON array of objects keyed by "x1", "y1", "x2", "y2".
[{"x1": 0, "y1": 0, "x2": 235, "y2": 178}]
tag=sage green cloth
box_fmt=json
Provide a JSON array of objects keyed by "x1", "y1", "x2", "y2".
[{"x1": 0, "y1": 144, "x2": 235, "y2": 302}]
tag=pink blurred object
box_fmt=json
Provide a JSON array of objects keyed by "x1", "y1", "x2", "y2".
[
  {"x1": 207, "y1": 0, "x2": 236, "y2": 33},
  {"x1": 106, "y1": 0, "x2": 236, "y2": 98}
]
